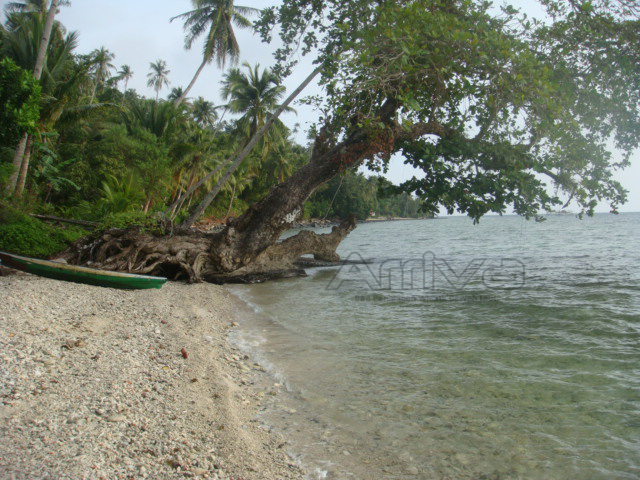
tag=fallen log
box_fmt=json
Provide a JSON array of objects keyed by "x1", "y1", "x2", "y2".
[{"x1": 31, "y1": 214, "x2": 98, "y2": 229}]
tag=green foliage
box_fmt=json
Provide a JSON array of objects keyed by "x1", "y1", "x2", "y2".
[
  {"x1": 98, "y1": 173, "x2": 145, "y2": 215},
  {"x1": 0, "y1": 162, "x2": 15, "y2": 187},
  {"x1": 10, "y1": 0, "x2": 634, "y2": 231},
  {"x1": 260, "y1": 0, "x2": 639, "y2": 221},
  {"x1": 305, "y1": 172, "x2": 425, "y2": 220},
  {"x1": 65, "y1": 122, "x2": 172, "y2": 208},
  {"x1": 30, "y1": 142, "x2": 80, "y2": 199},
  {"x1": 0, "y1": 58, "x2": 41, "y2": 147},
  {"x1": 242, "y1": 142, "x2": 309, "y2": 203},
  {"x1": 171, "y1": 0, "x2": 259, "y2": 68},
  {"x1": 59, "y1": 173, "x2": 144, "y2": 221},
  {"x1": 97, "y1": 210, "x2": 164, "y2": 234},
  {"x1": 0, "y1": 204, "x2": 85, "y2": 257}
]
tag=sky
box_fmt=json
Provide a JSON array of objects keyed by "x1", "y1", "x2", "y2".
[{"x1": 2, "y1": 0, "x2": 638, "y2": 213}]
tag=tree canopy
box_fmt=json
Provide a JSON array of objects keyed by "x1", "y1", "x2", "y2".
[
  {"x1": 257, "y1": 0, "x2": 639, "y2": 220},
  {"x1": 170, "y1": 0, "x2": 259, "y2": 106}
]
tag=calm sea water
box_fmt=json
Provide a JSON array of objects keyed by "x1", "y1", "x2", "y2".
[{"x1": 229, "y1": 213, "x2": 640, "y2": 479}]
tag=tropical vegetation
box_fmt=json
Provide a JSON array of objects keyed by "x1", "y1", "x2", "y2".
[{"x1": 0, "y1": 0, "x2": 636, "y2": 282}]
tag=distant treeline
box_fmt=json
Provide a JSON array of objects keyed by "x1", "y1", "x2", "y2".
[{"x1": 306, "y1": 172, "x2": 428, "y2": 220}]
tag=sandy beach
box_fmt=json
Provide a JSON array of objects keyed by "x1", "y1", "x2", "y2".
[{"x1": 0, "y1": 273, "x2": 305, "y2": 480}]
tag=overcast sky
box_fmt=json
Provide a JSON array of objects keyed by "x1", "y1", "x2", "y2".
[{"x1": 2, "y1": 0, "x2": 638, "y2": 213}]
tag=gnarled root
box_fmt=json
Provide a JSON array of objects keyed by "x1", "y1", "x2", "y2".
[
  {"x1": 203, "y1": 216, "x2": 357, "y2": 283},
  {"x1": 60, "y1": 227, "x2": 217, "y2": 283},
  {"x1": 59, "y1": 216, "x2": 358, "y2": 284}
]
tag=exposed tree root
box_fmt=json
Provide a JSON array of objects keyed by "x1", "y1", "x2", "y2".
[
  {"x1": 59, "y1": 217, "x2": 358, "y2": 284},
  {"x1": 203, "y1": 216, "x2": 357, "y2": 283},
  {"x1": 60, "y1": 227, "x2": 217, "y2": 283}
]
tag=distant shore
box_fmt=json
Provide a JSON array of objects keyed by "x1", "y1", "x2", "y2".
[
  {"x1": 362, "y1": 216, "x2": 435, "y2": 222},
  {"x1": 0, "y1": 274, "x2": 304, "y2": 480},
  {"x1": 288, "y1": 216, "x2": 434, "y2": 229}
]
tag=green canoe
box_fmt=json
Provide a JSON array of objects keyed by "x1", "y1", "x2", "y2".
[{"x1": 0, "y1": 251, "x2": 167, "y2": 289}]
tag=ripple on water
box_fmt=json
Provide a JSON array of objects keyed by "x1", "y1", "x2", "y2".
[{"x1": 231, "y1": 214, "x2": 640, "y2": 479}]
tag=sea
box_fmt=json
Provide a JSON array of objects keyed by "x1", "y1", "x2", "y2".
[{"x1": 228, "y1": 212, "x2": 640, "y2": 479}]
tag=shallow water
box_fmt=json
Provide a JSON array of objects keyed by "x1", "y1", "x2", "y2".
[{"x1": 230, "y1": 213, "x2": 640, "y2": 479}]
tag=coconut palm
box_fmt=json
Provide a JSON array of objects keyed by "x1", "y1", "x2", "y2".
[
  {"x1": 269, "y1": 145, "x2": 295, "y2": 183},
  {"x1": 117, "y1": 65, "x2": 133, "y2": 89},
  {"x1": 191, "y1": 97, "x2": 218, "y2": 128},
  {"x1": 89, "y1": 46, "x2": 115, "y2": 103},
  {"x1": 115, "y1": 64, "x2": 133, "y2": 103},
  {"x1": 168, "y1": 125, "x2": 222, "y2": 216},
  {"x1": 168, "y1": 86, "x2": 190, "y2": 105},
  {"x1": 222, "y1": 170, "x2": 255, "y2": 220},
  {"x1": 2, "y1": 1, "x2": 72, "y2": 196},
  {"x1": 4, "y1": 0, "x2": 48, "y2": 14},
  {"x1": 221, "y1": 62, "x2": 293, "y2": 155},
  {"x1": 123, "y1": 98, "x2": 183, "y2": 140},
  {"x1": 147, "y1": 59, "x2": 170, "y2": 102},
  {"x1": 170, "y1": 0, "x2": 259, "y2": 107}
]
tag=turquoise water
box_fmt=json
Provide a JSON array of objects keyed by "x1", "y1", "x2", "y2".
[{"x1": 230, "y1": 213, "x2": 640, "y2": 479}]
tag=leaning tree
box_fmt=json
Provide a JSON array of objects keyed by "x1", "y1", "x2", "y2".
[{"x1": 62, "y1": 0, "x2": 640, "y2": 283}]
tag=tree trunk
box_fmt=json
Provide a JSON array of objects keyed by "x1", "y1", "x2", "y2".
[
  {"x1": 224, "y1": 181, "x2": 237, "y2": 220},
  {"x1": 180, "y1": 66, "x2": 322, "y2": 229},
  {"x1": 143, "y1": 196, "x2": 152, "y2": 213},
  {"x1": 5, "y1": 133, "x2": 28, "y2": 196},
  {"x1": 89, "y1": 81, "x2": 98, "y2": 104},
  {"x1": 33, "y1": 0, "x2": 60, "y2": 81},
  {"x1": 121, "y1": 78, "x2": 129, "y2": 106},
  {"x1": 175, "y1": 58, "x2": 208, "y2": 108},
  {"x1": 169, "y1": 169, "x2": 195, "y2": 217},
  {"x1": 15, "y1": 134, "x2": 34, "y2": 196}
]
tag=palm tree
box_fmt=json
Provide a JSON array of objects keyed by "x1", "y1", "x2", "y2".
[
  {"x1": 89, "y1": 46, "x2": 115, "y2": 103},
  {"x1": 177, "y1": 65, "x2": 322, "y2": 228},
  {"x1": 123, "y1": 98, "x2": 183, "y2": 139},
  {"x1": 221, "y1": 62, "x2": 293, "y2": 154},
  {"x1": 170, "y1": 0, "x2": 259, "y2": 107},
  {"x1": 147, "y1": 59, "x2": 170, "y2": 102},
  {"x1": 3, "y1": 0, "x2": 65, "y2": 196},
  {"x1": 223, "y1": 170, "x2": 255, "y2": 220},
  {"x1": 191, "y1": 96, "x2": 218, "y2": 128},
  {"x1": 4, "y1": 0, "x2": 48, "y2": 14},
  {"x1": 168, "y1": 125, "x2": 222, "y2": 217},
  {"x1": 115, "y1": 64, "x2": 133, "y2": 102},
  {"x1": 168, "y1": 86, "x2": 189, "y2": 104},
  {"x1": 269, "y1": 145, "x2": 295, "y2": 183}
]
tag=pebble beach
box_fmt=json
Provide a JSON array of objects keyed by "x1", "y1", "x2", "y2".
[{"x1": 0, "y1": 273, "x2": 305, "y2": 480}]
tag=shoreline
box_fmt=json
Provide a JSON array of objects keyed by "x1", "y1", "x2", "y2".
[
  {"x1": 195, "y1": 216, "x2": 435, "y2": 232},
  {"x1": 226, "y1": 285, "x2": 409, "y2": 480},
  {"x1": 0, "y1": 274, "x2": 305, "y2": 480}
]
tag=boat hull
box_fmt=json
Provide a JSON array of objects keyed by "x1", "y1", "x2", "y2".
[{"x1": 0, "y1": 252, "x2": 167, "y2": 289}]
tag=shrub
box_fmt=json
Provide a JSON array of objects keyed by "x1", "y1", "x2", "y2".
[
  {"x1": 98, "y1": 211, "x2": 165, "y2": 234},
  {"x1": 0, "y1": 205, "x2": 85, "y2": 258}
]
